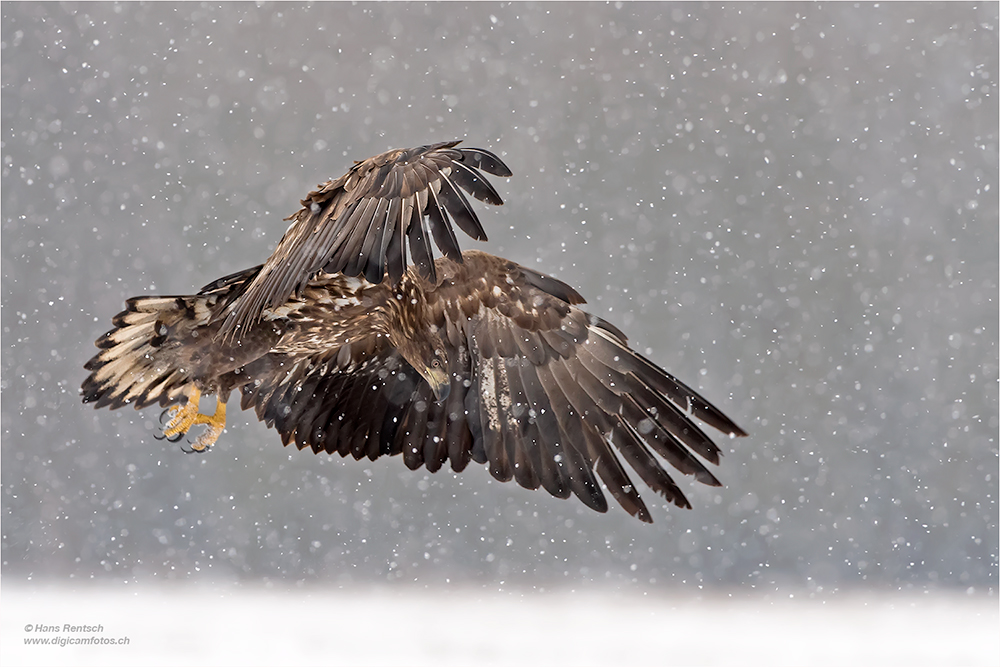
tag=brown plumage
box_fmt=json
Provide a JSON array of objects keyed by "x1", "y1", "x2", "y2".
[
  {"x1": 82, "y1": 141, "x2": 747, "y2": 522},
  {"x1": 220, "y1": 141, "x2": 511, "y2": 340},
  {"x1": 83, "y1": 250, "x2": 746, "y2": 522}
]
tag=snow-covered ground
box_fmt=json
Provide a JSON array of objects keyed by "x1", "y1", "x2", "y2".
[{"x1": 2, "y1": 585, "x2": 996, "y2": 666}]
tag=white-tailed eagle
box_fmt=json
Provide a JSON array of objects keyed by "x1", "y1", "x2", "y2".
[{"x1": 82, "y1": 141, "x2": 746, "y2": 522}]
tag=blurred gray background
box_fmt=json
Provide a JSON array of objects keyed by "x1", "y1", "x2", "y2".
[{"x1": 2, "y1": 2, "x2": 996, "y2": 598}]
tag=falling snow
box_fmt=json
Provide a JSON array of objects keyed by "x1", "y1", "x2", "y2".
[{"x1": 2, "y1": 3, "x2": 996, "y2": 663}]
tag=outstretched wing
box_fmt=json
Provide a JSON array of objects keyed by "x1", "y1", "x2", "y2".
[
  {"x1": 238, "y1": 252, "x2": 745, "y2": 523},
  {"x1": 220, "y1": 141, "x2": 511, "y2": 340},
  {"x1": 429, "y1": 253, "x2": 747, "y2": 522}
]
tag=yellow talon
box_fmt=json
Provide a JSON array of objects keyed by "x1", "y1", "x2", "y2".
[
  {"x1": 162, "y1": 388, "x2": 203, "y2": 438},
  {"x1": 163, "y1": 387, "x2": 227, "y2": 452}
]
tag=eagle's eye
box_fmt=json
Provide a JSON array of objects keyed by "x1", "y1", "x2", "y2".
[{"x1": 431, "y1": 358, "x2": 442, "y2": 369}]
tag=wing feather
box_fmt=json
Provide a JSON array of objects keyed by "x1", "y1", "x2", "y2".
[
  {"x1": 609, "y1": 422, "x2": 692, "y2": 509},
  {"x1": 357, "y1": 198, "x2": 391, "y2": 282},
  {"x1": 450, "y1": 160, "x2": 505, "y2": 206},
  {"x1": 219, "y1": 141, "x2": 511, "y2": 340},
  {"x1": 426, "y1": 186, "x2": 463, "y2": 262},
  {"x1": 422, "y1": 252, "x2": 745, "y2": 519},
  {"x1": 437, "y1": 169, "x2": 488, "y2": 241},
  {"x1": 533, "y1": 363, "x2": 608, "y2": 513},
  {"x1": 386, "y1": 197, "x2": 409, "y2": 283},
  {"x1": 400, "y1": 382, "x2": 434, "y2": 470},
  {"x1": 230, "y1": 251, "x2": 742, "y2": 522},
  {"x1": 502, "y1": 358, "x2": 542, "y2": 490},
  {"x1": 511, "y1": 354, "x2": 572, "y2": 499},
  {"x1": 456, "y1": 147, "x2": 514, "y2": 177},
  {"x1": 288, "y1": 367, "x2": 330, "y2": 451},
  {"x1": 406, "y1": 197, "x2": 436, "y2": 282}
]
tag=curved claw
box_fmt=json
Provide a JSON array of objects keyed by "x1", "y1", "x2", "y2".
[
  {"x1": 154, "y1": 430, "x2": 185, "y2": 442},
  {"x1": 179, "y1": 439, "x2": 208, "y2": 455},
  {"x1": 151, "y1": 389, "x2": 226, "y2": 453}
]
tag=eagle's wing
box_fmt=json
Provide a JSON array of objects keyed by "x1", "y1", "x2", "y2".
[
  {"x1": 235, "y1": 343, "x2": 421, "y2": 461},
  {"x1": 427, "y1": 255, "x2": 747, "y2": 522},
  {"x1": 238, "y1": 253, "x2": 745, "y2": 522},
  {"x1": 220, "y1": 141, "x2": 511, "y2": 340}
]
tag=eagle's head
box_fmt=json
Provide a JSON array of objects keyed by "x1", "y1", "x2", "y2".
[{"x1": 394, "y1": 327, "x2": 450, "y2": 402}]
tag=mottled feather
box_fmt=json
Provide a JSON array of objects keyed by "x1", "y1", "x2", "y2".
[{"x1": 220, "y1": 141, "x2": 511, "y2": 339}]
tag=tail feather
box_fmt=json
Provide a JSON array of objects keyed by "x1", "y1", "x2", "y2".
[
  {"x1": 83, "y1": 265, "x2": 264, "y2": 412},
  {"x1": 82, "y1": 296, "x2": 196, "y2": 411}
]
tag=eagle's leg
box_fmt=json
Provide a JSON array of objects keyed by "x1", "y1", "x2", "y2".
[
  {"x1": 161, "y1": 387, "x2": 202, "y2": 439},
  {"x1": 161, "y1": 387, "x2": 227, "y2": 452},
  {"x1": 186, "y1": 399, "x2": 226, "y2": 452}
]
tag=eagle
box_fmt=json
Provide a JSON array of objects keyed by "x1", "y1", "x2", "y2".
[{"x1": 82, "y1": 141, "x2": 746, "y2": 523}]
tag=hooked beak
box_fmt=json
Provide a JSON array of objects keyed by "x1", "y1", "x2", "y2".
[{"x1": 426, "y1": 366, "x2": 451, "y2": 402}]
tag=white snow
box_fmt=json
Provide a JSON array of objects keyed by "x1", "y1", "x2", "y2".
[{"x1": 3, "y1": 585, "x2": 996, "y2": 666}]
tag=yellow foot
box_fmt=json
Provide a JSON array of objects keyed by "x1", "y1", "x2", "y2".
[{"x1": 161, "y1": 387, "x2": 228, "y2": 452}]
